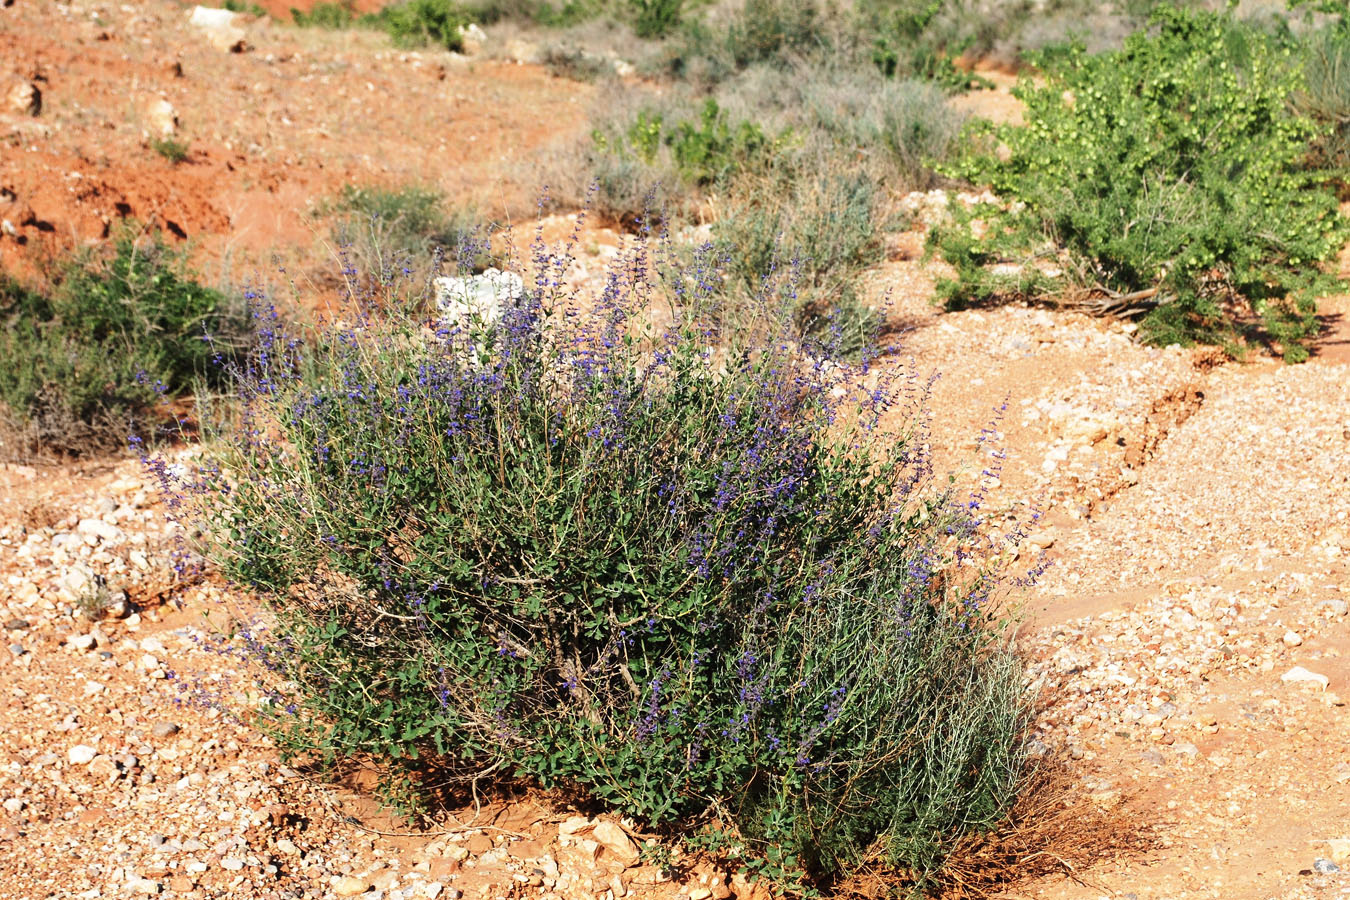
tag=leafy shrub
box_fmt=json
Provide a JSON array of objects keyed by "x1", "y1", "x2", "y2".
[
  {"x1": 190, "y1": 238, "x2": 1032, "y2": 888},
  {"x1": 0, "y1": 233, "x2": 244, "y2": 457},
  {"x1": 151, "y1": 137, "x2": 191, "y2": 164},
  {"x1": 930, "y1": 6, "x2": 1350, "y2": 361},
  {"x1": 291, "y1": 1, "x2": 358, "y2": 27},
  {"x1": 222, "y1": 0, "x2": 267, "y2": 16},
  {"x1": 370, "y1": 0, "x2": 474, "y2": 50},
  {"x1": 630, "y1": 0, "x2": 681, "y2": 39},
  {"x1": 868, "y1": 0, "x2": 992, "y2": 92},
  {"x1": 607, "y1": 98, "x2": 781, "y2": 186}
]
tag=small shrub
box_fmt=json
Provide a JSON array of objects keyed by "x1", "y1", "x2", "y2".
[
  {"x1": 630, "y1": 0, "x2": 682, "y2": 40},
  {"x1": 715, "y1": 164, "x2": 886, "y2": 356},
  {"x1": 370, "y1": 0, "x2": 474, "y2": 50},
  {"x1": 186, "y1": 236, "x2": 1033, "y2": 890},
  {"x1": 868, "y1": 0, "x2": 992, "y2": 92},
  {"x1": 540, "y1": 44, "x2": 615, "y2": 81},
  {"x1": 0, "y1": 232, "x2": 245, "y2": 457},
  {"x1": 930, "y1": 6, "x2": 1350, "y2": 360},
  {"x1": 593, "y1": 98, "x2": 787, "y2": 189},
  {"x1": 151, "y1": 137, "x2": 191, "y2": 164},
  {"x1": 223, "y1": 0, "x2": 267, "y2": 16},
  {"x1": 324, "y1": 183, "x2": 492, "y2": 277},
  {"x1": 291, "y1": 1, "x2": 358, "y2": 27},
  {"x1": 1298, "y1": 23, "x2": 1350, "y2": 183}
]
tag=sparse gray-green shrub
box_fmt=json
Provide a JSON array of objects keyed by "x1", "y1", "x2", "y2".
[
  {"x1": 930, "y1": 5, "x2": 1350, "y2": 361},
  {"x1": 324, "y1": 183, "x2": 492, "y2": 277},
  {"x1": 0, "y1": 232, "x2": 245, "y2": 457},
  {"x1": 186, "y1": 237, "x2": 1034, "y2": 890},
  {"x1": 1298, "y1": 23, "x2": 1350, "y2": 184},
  {"x1": 715, "y1": 164, "x2": 886, "y2": 355}
]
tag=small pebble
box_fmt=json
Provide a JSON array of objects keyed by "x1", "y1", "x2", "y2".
[
  {"x1": 67, "y1": 745, "x2": 97, "y2": 765},
  {"x1": 1314, "y1": 858, "x2": 1340, "y2": 874}
]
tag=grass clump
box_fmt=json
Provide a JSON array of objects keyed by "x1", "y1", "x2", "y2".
[
  {"x1": 290, "y1": 2, "x2": 359, "y2": 28},
  {"x1": 187, "y1": 236, "x2": 1034, "y2": 891},
  {"x1": 1298, "y1": 21, "x2": 1350, "y2": 186},
  {"x1": 0, "y1": 232, "x2": 244, "y2": 458},
  {"x1": 151, "y1": 137, "x2": 191, "y2": 164},
  {"x1": 323, "y1": 183, "x2": 492, "y2": 278},
  {"x1": 929, "y1": 5, "x2": 1350, "y2": 361}
]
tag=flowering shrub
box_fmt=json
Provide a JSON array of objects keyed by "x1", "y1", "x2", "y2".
[
  {"x1": 931, "y1": 6, "x2": 1350, "y2": 361},
  {"x1": 191, "y1": 228, "x2": 1032, "y2": 886}
]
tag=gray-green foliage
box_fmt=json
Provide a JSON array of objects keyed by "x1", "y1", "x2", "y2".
[
  {"x1": 192, "y1": 241, "x2": 1032, "y2": 889},
  {"x1": 0, "y1": 233, "x2": 244, "y2": 457}
]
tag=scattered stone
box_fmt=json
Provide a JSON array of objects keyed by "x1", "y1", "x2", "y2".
[
  {"x1": 508, "y1": 839, "x2": 545, "y2": 860},
  {"x1": 457, "y1": 22, "x2": 487, "y2": 54},
  {"x1": 167, "y1": 876, "x2": 195, "y2": 893},
  {"x1": 127, "y1": 876, "x2": 161, "y2": 894},
  {"x1": 332, "y1": 875, "x2": 369, "y2": 897},
  {"x1": 466, "y1": 833, "x2": 493, "y2": 855},
  {"x1": 144, "y1": 98, "x2": 177, "y2": 138},
  {"x1": 1326, "y1": 839, "x2": 1350, "y2": 863},
  {"x1": 67, "y1": 744, "x2": 97, "y2": 765},
  {"x1": 151, "y1": 722, "x2": 181, "y2": 738},
  {"x1": 1282, "y1": 666, "x2": 1330, "y2": 691},
  {"x1": 1283, "y1": 630, "x2": 1303, "y2": 647},
  {"x1": 2, "y1": 619, "x2": 28, "y2": 631},
  {"x1": 88, "y1": 754, "x2": 119, "y2": 781},
  {"x1": 6, "y1": 81, "x2": 40, "y2": 116},
  {"x1": 1027, "y1": 529, "x2": 1056, "y2": 550},
  {"x1": 1314, "y1": 858, "x2": 1340, "y2": 874},
  {"x1": 592, "y1": 821, "x2": 640, "y2": 866},
  {"x1": 68, "y1": 633, "x2": 97, "y2": 651}
]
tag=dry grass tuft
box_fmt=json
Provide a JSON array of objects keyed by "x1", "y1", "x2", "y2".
[{"x1": 829, "y1": 751, "x2": 1154, "y2": 900}]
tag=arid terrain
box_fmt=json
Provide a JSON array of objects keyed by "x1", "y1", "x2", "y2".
[{"x1": 3, "y1": 2, "x2": 1350, "y2": 899}]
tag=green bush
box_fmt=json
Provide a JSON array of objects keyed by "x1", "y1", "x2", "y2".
[
  {"x1": 291, "y1": 1, "x2": 358, "y2": 27},
  {"x1": 930, "y1": 6, "x2": 1350, "y2": 361},
  {"x1": 0, "y1": 233, "x2": 244, "y2": 457},
  {"x1": 592, "y1": 98, "x2": 787, "y2": 190},
  {"x1": 868, "y1": 0, "x2": 992, "y2": 92},
  {"x1": 194, "y1": 244, "x2": 1032, "y2": 889},
  {"x1": 371, "y1": 0, "x2": 474, "y2": 50},
  {"x1": 630, "y1": 0, "x2": 681, "y2": 39},
  {"x1": 293, "y1": 0, "x2": 474, "y2": 50},
  {"x1": 151, "y1": 137, "x2": 191, "y2": 164}
]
